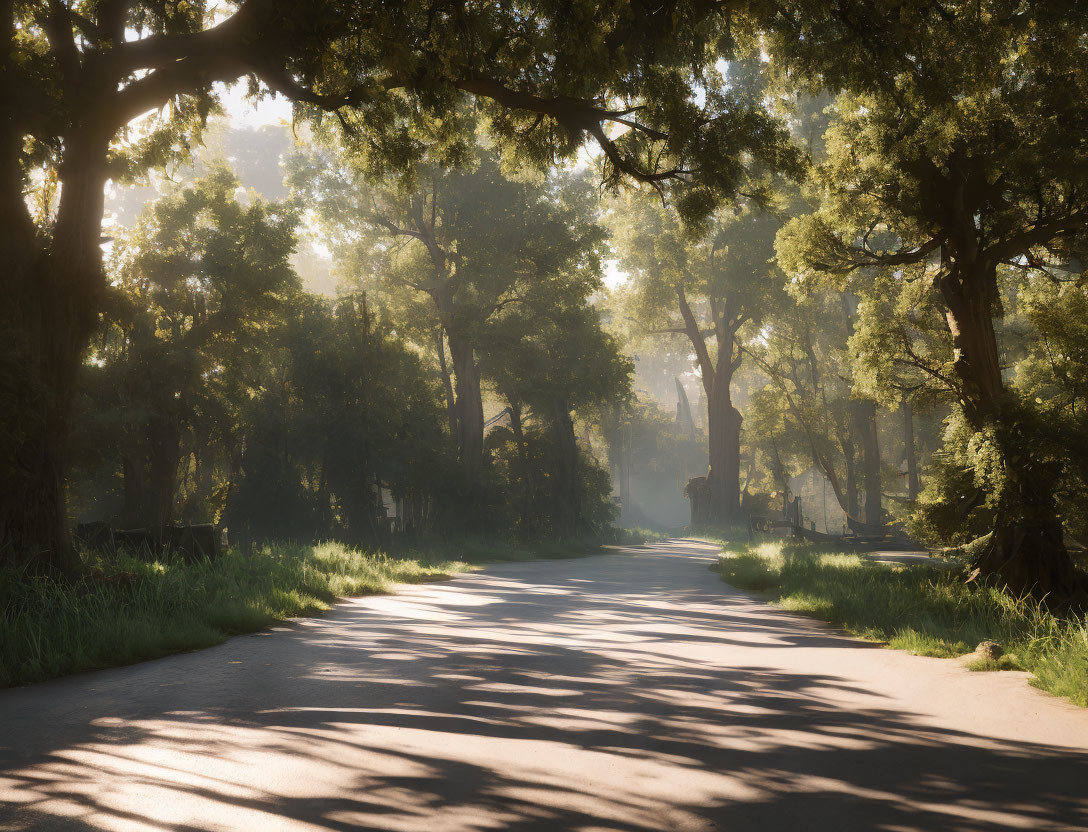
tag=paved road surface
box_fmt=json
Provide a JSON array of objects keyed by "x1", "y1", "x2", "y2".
[{"x1": 2, "y1": 539, "x2": 1087, "y2": 831}]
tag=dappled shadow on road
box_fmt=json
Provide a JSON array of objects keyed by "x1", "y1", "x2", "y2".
[{"x1": 1, "y1": 541, "x2": 1086, "y2": 831}]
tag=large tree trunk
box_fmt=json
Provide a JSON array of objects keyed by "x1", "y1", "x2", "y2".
[
  {"x1": 447, "y1": 332, "x2": 484, "y2": 469},
  {"x1": 1, "y1": 130, "x2": 110, "y2": 572},
  {"x1": 675, "y1": 286, "x2": 741, "y2": 529},
  {"x1": 940, "y1": 264, "x2": 1085, "y2": 602},
  {"x1": 854, "y1": 400, "x2": 883, "y2": 525},
  {"x1": 705, "y1": 368, "x2": 743, "y2": 528}
]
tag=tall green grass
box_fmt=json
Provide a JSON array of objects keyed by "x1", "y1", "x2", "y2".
[
  {"x1": 0, "y1": 533, "x2": 625, "y2": 688},
  {"x1": 717, "y1": 542, "x2": 1088, "y2": 707},
  {"x1": 0, "y1": 542, "x2": 467, "y2": 688}
]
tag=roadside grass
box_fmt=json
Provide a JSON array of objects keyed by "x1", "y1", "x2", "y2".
[
  {"x1": 965, "y1": 654, "x2": 1022, "y2": 672},
  {"x1": 715, "y1": 540, "x2": 1088, "y2": 708},
  {"x1": 0, "y1": 533, "x2": 620, "y2": 689}
]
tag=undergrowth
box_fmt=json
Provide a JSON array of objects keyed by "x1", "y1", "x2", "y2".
[{"x1": 716, "y1": 541, "x2": 1088, "y2": 708}]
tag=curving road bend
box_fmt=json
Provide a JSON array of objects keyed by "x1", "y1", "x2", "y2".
[{"x1": 1, "y1": 539, "x2": 1087, "y2": 831}]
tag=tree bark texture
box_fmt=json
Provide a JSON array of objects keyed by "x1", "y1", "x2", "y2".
[
  {"x1": 677, "y1": 287, "x2": 744, "y2": 529},
  {"x1": 704, "y1": 371, "x2": 743, "y2": 527},
  {"x1": 940, "y1": 263, "x2": 1085, "y2": 602},
  {"x1": 447, "y1": 333, "x2": 484, "y2": 470},
  {"x1": 1, "y1": 128, "x2": 110, "y2": 572}
]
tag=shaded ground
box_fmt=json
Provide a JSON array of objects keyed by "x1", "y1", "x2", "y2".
[{"x1": 1, "y1": 539, "x2": 1086, "y2": 831}]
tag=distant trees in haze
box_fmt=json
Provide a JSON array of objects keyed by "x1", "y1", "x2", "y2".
[
  {"x1": 289, "y1": 148, "x2": 613, "y2": 472},
  {"x1": 608, "y1": 195, "x2": 782, "y2": 529},
  {"x1": 70, "y1": 154, "x2": 629, "y2": 545}
]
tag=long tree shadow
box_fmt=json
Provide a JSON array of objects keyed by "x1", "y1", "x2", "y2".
[{"x1": 2, "y1": 543, "x2": 1086, "y2": 831}]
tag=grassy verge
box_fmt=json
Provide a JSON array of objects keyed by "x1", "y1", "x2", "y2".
[
  {"x1": 715, "y1": 540, "x2": 1088, "y2": 708},
  {"x1": 0, "y1": 533, "x2": 620, "y2": 689}
]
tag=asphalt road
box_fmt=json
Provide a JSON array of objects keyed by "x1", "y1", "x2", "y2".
[{"x1": 2, "y1": 539, "x2": 1087, "y2": 831}]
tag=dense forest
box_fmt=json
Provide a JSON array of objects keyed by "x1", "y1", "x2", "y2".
[{"x1": 4, "y1": 0, "x2": 1088, "y2": 612}]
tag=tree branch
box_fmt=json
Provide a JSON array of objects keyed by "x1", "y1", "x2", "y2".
[
  {"x1": 677, "y1": 286, "x2": 715, "y2": 389},
  {"x1": 811, "y1": 235, "x2": 942, "y2": 275},
  {"x1": 456, "y1": 77, "x2": 689, "y2": 186},
  {"x1": 39, "y1": 1, "x2": 82, "y2": 89},
  {"x1": 107, "y1": 18, "x2": 256, "y2": 128},
  {"x1": 987, "y1": 211, "x2": 1088, "y2": 264}
]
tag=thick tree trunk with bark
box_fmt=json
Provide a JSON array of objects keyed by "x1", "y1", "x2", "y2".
[
  {"x1": 447, "y1": 332, "x2": 484, "y2": 470},
  {"x1": 940, "y1": 263, "x2": 1086, "y2": 602},
  {"x1": 1, "y1": 129, "x2": 110, "y2": 572},
  {"x1": 705, "y1": 370, "x2": 743, "y2": 527},
  {"x1": 677, "y1": 287, "x2": 745, "y2": 529}
]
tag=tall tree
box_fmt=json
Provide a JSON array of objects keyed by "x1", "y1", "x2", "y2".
[
  {"x1": 484, "y1": 261, "x2": 631, "y2": 537},
  {"x1": 748, "y1": 289, "x2": 875, "y2": 525},
  {"x1": 771, "y1": 2, "x2": 1088, "y2": 600},
  {"x1": 841, "y1": 294, "x2": 883, "y2": 526},
  {"x1": 113, "y1": 166, "x2": 298, "y2": 528},
  {"x1": 846, "y1": 263, "x2": 955, "y2": 510},
  {"x1": 610, "y1": 195, "x2": 782, "y2": 526},
  {"x1": 71, "y1": 167, "x2": 300, "y2": 530},
  {"x1": 293, "y1": 150, "x2": 607, "y2": 471}
]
